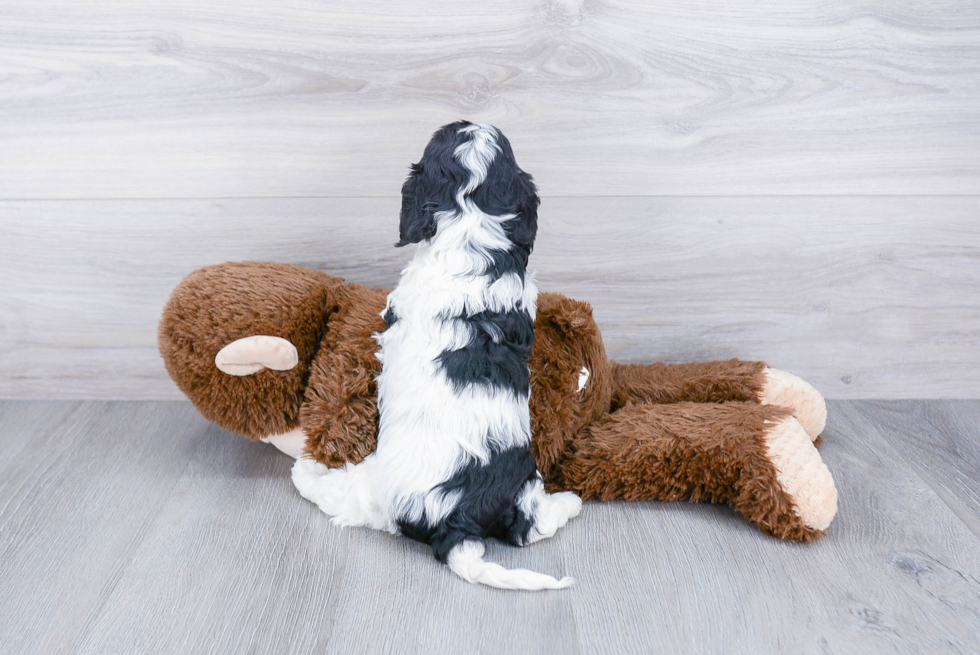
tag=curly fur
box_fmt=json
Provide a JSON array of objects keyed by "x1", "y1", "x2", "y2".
[{"x1": 160, "y1": 267, "x2": 837, "y2": 543}]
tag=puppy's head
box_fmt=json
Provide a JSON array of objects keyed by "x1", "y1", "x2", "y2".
[{"x1": 397, "y1": 121, "x2": 539, "y2": 250}]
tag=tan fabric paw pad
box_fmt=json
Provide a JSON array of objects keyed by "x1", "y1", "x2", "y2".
[
  {"x1": 761, "y1": 368, "x2": 827, "y2": 440},
  {"x1": 764, "y1": 417, "x2": 838, "y2": 531}
]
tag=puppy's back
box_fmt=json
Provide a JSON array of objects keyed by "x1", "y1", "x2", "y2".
[{"x1": 373, "y1": 122, "x2": 574, "y2": 590}]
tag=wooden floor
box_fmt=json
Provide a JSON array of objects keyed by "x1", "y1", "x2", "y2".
[{"x1": 1, "y1": 400, "x2": 978, "y2": 654}]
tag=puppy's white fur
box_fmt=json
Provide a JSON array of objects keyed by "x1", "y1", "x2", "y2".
[{"x1": 292, "y1": 123, "x2": 579, "y2": 591}]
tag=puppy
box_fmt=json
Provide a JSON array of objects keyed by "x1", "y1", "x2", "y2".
[{"x1": 292, "y1": 121, "x2": 582, "y2": 590}]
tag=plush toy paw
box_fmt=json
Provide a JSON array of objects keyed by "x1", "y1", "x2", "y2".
[
  {"x1": 764, "y1": 416, "x2": 838, "y2": 532},
  {"x1": 759, "y1": 368, "x2": 827, "y2": 440},
  {"x1": 260, "y1": 427, "x2": 307, "y2": 459},
  {"x1": 215, "y1": 335, "x2": 299, "y2": 376}
]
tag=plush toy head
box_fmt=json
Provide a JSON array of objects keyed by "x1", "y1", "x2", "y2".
[
  {"x1": 530, "y1": 293, "x2": 613, "y2": 481},
  {"x1": 158, "y1": 262, "x2": 349, "y2": 440}
]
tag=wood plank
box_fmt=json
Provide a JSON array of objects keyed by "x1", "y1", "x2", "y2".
[
  {"x1": 0, "y1": 402, "x2": 208, "y2": 655},
  {"x1": 62, "y1": 404, "x2": 578, "y2": 655},
  {"x1": 2, "y1": 196, "x2": 977, "y2": 399},
  {"x1": 0, "y1": 0, "x2": 977, "y2": 198},
  {"x1": 543, "y1": 196, "x2": 980, "y2": 400},
  {"x1": 318, "y1": 530, "x2": 579, "y2": 655},
  {"x1": 855, "y1": 400, "x2": 980, "y2": 538},
  {"x1": 0, "y1": 401, "x2": 82, "y2": 475},
  {"x1": 3, "y1": 400, "x2": 980, "y2": 653},
  {"x1": 69, "y1": 410, "x2": 355, "y2": 655}
]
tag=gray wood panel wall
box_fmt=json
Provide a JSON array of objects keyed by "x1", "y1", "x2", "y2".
[{"x1": 1, "y1": 0, "x2": 978, "y2": 399}]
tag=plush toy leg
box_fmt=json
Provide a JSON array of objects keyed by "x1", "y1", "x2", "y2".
[
  {"x1": 610, "y1": 359, "x2": 827, "y2": 442},
  {"x1": 760, "y1": 368, "x2": 827, "y2": 440},
  {"x1": 763, "y1": 416, "x2": 837, "y2": 531},
  {"x1": 557, "y1": 401, "x2": 837, "y2": 541},
  {"x1": 610, "y1": 359, "x2": 768, "y2": 407}
]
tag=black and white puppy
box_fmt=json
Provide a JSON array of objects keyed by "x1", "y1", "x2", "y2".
[{"x1": 292, "y1": 121, "x2": 581, "y2": 590}]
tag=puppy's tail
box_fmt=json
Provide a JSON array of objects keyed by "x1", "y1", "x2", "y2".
[{"x1": 446, "y1": 540, "x2": 574, "y2": 591}]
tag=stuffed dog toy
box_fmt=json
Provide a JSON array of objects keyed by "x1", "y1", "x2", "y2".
[{"x1": 159, "y1": 262, "x2": 837, "y2": 543}]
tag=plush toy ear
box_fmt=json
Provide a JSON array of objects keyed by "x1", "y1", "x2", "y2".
[
  {"x1": 396, "y1": 162, "x2": 438, "y2": 247},
  {"x1": 547, "y1": 301, "x2": 594, "y2": 335}
]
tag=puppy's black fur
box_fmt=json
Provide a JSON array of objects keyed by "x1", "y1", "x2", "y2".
[
  {"x1": 390, "y1": 121, "x2": 545, "y2": 562},
  {"x1": 437, "y1": 309, "x2": 535, "y2": 397},
  {"x1": 398, "y1": 446, "x2": 538, "y2": 561},
  {"x1": 397, "y1": 121, "x2": 540, "y2": 283}
]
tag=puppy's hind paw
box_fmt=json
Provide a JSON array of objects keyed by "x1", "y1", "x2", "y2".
[
  {"x1": 292, "y1": 456, "x2": 329, "y2": 478},
  {"x1": 552, "y1": 491, "x2": 583, "y2": 521},
  {"x1": 291, "y1": 457, "x2": 345, "y2": 513},
  {"x1": 526, "y1": 491, "x2": 583, "y2": 544}
]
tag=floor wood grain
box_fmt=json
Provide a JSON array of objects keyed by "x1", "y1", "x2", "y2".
[
  {"x1": 1, "y1": 400, "x2": 979, "y2": 654},
  {"x1": 2, "y1": 196, "x2": 977, "y2": 400},
  {"x1": 0, "y1": 0, "x2": 977, "y2": 198},
  {"x1": 0, "y1": 402, "x2": 205, "y2": 655},
  {"x1": 854, "y1": 400, "x2": 980, "y2": 539}
]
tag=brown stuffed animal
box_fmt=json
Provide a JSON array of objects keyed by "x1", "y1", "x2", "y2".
[{"x1": 159, "y1": 261, "x2": 837, "y2": 542}]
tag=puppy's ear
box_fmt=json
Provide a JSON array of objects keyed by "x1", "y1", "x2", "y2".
[
  {"x1": 508, "y1": 170, "x2": 539, "y2": 250},
  {"x1": 396, "y1": 126, "x2": 467, "y2": 247},
  {"x1": 397, "y1": 162, "x2": 437, "y2": 247}
]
